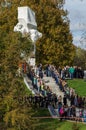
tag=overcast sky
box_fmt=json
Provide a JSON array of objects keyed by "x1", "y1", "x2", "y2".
[{"x1": 64, "y1": 0, "x2": 86, "y2": 49}]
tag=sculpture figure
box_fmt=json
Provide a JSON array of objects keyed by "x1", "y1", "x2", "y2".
[{"x1": 14, "y1": 6, "x2": 42, "y2": 42}]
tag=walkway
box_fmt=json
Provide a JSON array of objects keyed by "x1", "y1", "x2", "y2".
[
  {"x1": 43, "y1": 76, "x2": 70, "y2": 106},
  {"x1": 43, "y1": 76, "x2": 64, "y2": 97},
  {"x1": 24, "y1": 74, "x2": 70, "y2": 106}
]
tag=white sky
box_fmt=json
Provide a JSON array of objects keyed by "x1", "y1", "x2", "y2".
[{"x1": 64, "y1": 0, "x2": 86, "y2": 49}]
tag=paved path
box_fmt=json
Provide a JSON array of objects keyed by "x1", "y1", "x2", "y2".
[
  {"x1": 24, "y1": 74, "x2": 70, "y2": 105},
  {"x1": 43, "y1": 76, "x2": 64, "y2": 97},
  {"x1": 43, "y1": 76, "x2": 70, "y2": 106}
]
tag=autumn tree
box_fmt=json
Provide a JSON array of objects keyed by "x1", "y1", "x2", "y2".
[
  {"x1": 25, "y1": 0, "x2": 76, "y2": 67},
  {"x1": 73, "y1": 47, "x2": 86, "y2": 69},
  {"x1": 0, "y1": 1, "x2": 35, "y2": 129}
]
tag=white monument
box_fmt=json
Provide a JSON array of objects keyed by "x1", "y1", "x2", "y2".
[
  {"x1": 14, "y1": 6, "x2": 42, "y2": 42},
  {"x1": 14, "y1": 6, "x2": 42, "y2": 66}
]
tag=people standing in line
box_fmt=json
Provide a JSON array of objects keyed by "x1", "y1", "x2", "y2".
[
  {"x1": 78, "y1": 96, "x2": 82, "y2": 108},
  {"x1": 61, "y1": 68, "x2": 65, "y2": 79},
  {"x1": 70, "y1": 94, "x2": 75, "y2": 106},
  {"x1": 36, "y1": 76, "x2": 40, "y2": 92},
  {"x1": 74, "y1": 94, "x2": 78, "y2": 107},
  {"x1": 33, "y1": 75, "x2": 37, "y2": 89},
  {"x1": 39, "y1": 66, "x2": 43, "y2": 79},
  {"x1": 59, "y1": 106, "x2": 64, "y2": 121},
  {"x1": 69, "y1": 66, "x2": 75, "y2": 79},
  {"x1": 58, "y1": 66, "x2": 62, "y2": 76},
  {"x1": 78, "y1": 67, "x2": 84, "y2": 78},
  {"x1": 64, "y1": 105, "x2": 68, "y2": 119},
  {"x1": 58, "y1": 95, "x2": 62, "y2": 112},
  {"x1": 67, "y1": 106, "x2": 72, "y2": 118},
  {"x1": 71, "y1": 105, "x2": 76, "y2": 120},
  {"x1": 63, "y1": 95, "x2": 67, "y2": 106},
  {"x1": 45, "y1": 64, "x2": 51, "y2": 77}
]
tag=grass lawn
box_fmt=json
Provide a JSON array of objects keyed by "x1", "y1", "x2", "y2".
[
  {"x1": 33, "y1": 108, "x2": 86, "y2": 130},
  {"x1": 66, "y1": 79, "x2": 86, "y2": 96}
]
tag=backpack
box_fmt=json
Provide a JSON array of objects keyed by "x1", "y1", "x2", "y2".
[{"x1": 60, "y1": 108, "x2": 64, "y2": 115}]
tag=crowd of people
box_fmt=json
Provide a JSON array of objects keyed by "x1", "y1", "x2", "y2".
[
  {"x1": 20, "y1": 63, "x2": 86, "y2": 122},
  {"x1": 58, "y1": 66, "x2": 84, "y2": 79}
]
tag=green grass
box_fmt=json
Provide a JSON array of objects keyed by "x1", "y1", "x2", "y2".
[
  {"x1": 34, "y1": 115, "x2": 86, "y2": 130},
  {"x1": 67, "y1": 79, "x2": 86, "y2": 96},
  {"x1": 33, "y1": 108, "x2": 50, "y2": 117}
]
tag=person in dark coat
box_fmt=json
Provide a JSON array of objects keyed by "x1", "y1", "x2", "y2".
[
  {"x1": 63, "y1": 95, "x2": 67, "y2": 106},
  {"x1": 70, "y1": 94, "x2": 75, "y2": 106}
]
